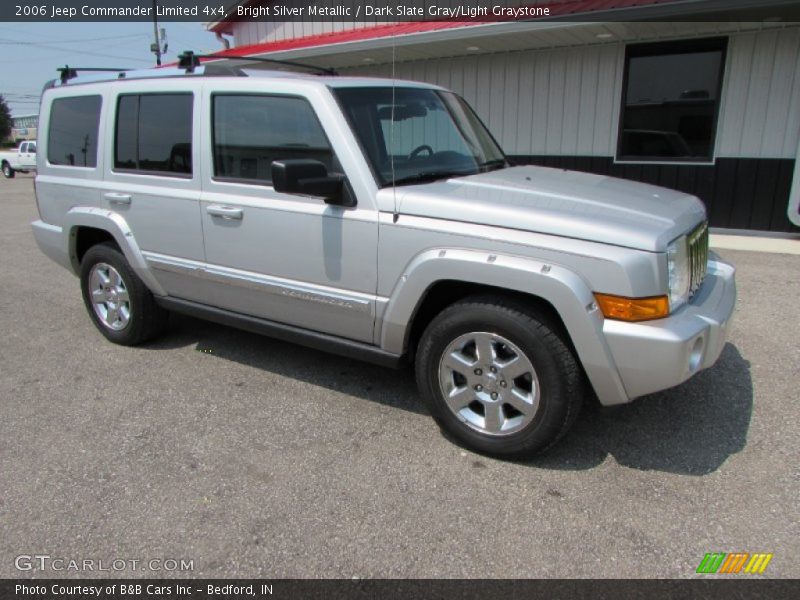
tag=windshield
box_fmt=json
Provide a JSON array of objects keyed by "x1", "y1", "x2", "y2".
[{"x1": 334, "y1": 87, "x2": 507, "y2": 187}]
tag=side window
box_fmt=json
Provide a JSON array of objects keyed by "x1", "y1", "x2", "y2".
[
  {"x1": 114, "y1": 93, "x2": 193, "y2": 175},
  {"x1": 47, "y1": 95, "x2": 102, "y2": 167},
  {"x1": 618, "y1": 38, "x2": 726, "y2": 162},
  {"x1": 212, "y1": 94, "x2": 334, "y2": 184},
  {"x1": 28, "y1": 142, "x2": 36, "y2": 153},
  {"x1": 20, "y1": 143, "x2": 27, "y2": 153}
]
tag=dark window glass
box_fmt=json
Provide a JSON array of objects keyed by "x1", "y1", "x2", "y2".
[
  {"x1": 618, "y1": 38, "x2": 726, "y2": 162},
  {"x1": 115, "y1": 95, "x2": 138, "y2": 170},
  {"x1": 114, "y1": 93, "x2": 193, "y2": 175},
  {"x1": 335, "y1": 87, "x2": 506, "y2": 188},
  {"x1": 48, "y1": 95, "x2": 101, "y2": 167},
  {"x1": 212, "y1": 95, "x2": 333, "y2": 184}
]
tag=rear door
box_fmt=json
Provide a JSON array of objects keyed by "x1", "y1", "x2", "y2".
[{"x1": 101, "y1": 85, "x2": 206, "y2": 298}]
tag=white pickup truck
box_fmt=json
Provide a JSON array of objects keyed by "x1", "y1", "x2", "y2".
[{"x1": 1, "y1": 141, "x2": 37, "y2": 178}]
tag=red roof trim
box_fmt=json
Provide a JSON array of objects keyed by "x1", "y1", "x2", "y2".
[{"x1": 209, "y1": 0, "x2": 681, "y2": 44}]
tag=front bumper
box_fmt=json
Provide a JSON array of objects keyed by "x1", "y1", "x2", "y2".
[{"x1": 603, "y1": 258, "x2": 736, "y2": 400}]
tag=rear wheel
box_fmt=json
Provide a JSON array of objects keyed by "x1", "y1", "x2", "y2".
[
  {"x1": 80, "y1": 242, "x2": 168, "y2": 345},
  {"x1": 416, "y1": 296, "x2": 584, "y2": 459},
  {"x1": 2, "y1": 162, "x2": 14, "y2": 179}
]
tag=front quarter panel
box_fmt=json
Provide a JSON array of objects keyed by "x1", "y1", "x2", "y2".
[{"x1": 380, "y1": 247, "x2": 631, "y2": 406}]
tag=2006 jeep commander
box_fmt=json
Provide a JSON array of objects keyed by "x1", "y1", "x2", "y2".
[{"x1": 32, "y1": 60, "x2": 736, "y2": 458}]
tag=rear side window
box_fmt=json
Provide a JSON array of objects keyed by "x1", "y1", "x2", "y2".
[
  {"x1": 48, "y1": 95, "x2": 102, "y2": 167},
  {"x1": 212, "y1": 94, "x2": 333, "y2": 184},
  {"x1": 114, "y1": 93, "x2": 193, "y2": 175}
]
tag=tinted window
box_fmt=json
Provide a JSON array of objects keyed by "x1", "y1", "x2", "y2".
[
  {"x1": 48, "y1": 95, "x2": 101, "y2": 167},
  {"x1": 28, "y1": 142, "x2": 36, "y2": 153},
  {"x1": 212, "y1": 95, "x2": 333, "y2": 184},
  {"x1": 114, "y1": 93, "x2": 193, "y2": 175},
  {"x1": 618, "y1": 38, "x2": 726, "y2": 162},
  {"x1": 335, "y1": 87, "x2": 506, "y2": 187}
]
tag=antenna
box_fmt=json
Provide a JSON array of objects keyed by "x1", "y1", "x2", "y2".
[
  {"x1": 391, "y1": 35, "x2": 398, "y2": 223},
  {"x1": 176, "y1": 51, "x2": 337, "y2": 76}
]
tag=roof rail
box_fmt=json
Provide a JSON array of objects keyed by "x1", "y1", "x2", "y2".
[
  {"x1": 58, "y1": 65, "x2": 132, "y2": 85},
  {"x1": 177, "y1": 51, "x2": 337, "y2": 76}
]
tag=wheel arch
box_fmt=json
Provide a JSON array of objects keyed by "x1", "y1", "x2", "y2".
[
  {"x1": 379, "y1": 248, "x2": 630, "y2": 406},
  {"x1": 63, "y1": 207, "x2": 166, "y2": 296}
]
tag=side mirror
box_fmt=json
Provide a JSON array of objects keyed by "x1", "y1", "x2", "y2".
[{"x1": 271, "y1": 159, "x2": 353, "y2": 206}]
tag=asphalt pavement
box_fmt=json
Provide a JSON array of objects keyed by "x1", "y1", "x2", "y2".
[{"x1": 1, "y1": 174, "x2": 798, "y2": 578}]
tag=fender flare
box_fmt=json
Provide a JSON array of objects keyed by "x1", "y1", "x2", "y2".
[
  {"x1": 62, "y1": 207, "x2": 167, "y2": 297},
  {"x1": 379, "y1": 247, "x2": 630, "y2": 406}
]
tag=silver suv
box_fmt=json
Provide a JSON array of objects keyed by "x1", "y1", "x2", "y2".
[{"x1": 32, "y1": 61, "x2": 736, "y2": 458}]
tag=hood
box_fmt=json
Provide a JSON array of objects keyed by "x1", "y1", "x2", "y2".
[{"x1": 379, "y1": 166, "x2": 706, "y2": 252}]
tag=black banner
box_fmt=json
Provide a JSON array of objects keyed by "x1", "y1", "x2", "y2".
[
  {"x1": 3, "y1": 0, "x2": 800, "y2": 23},
  {"x1": 2, "y1": 579, "x2": 799, "y2": 600}
]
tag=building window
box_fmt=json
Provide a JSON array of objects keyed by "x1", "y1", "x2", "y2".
[
  {"x1": 47, "y1": 95, "x2": 102, "y2": 167},
  {"x1": 617, "y1": 38, "x2": 727, "y2": 162},
  {"x1": 212, "y1": 94, "x2": 334, "y2": 184},
  {"x1": 114, "y1": 93, "x2": 193, "y2": 175}
]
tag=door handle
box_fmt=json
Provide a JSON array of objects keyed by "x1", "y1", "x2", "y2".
[
  {"x1": 206, "y1": 205, "x2": 243, "y2": 220},
  {"x1": 104, "y1": 192, "x2": 131, "y2": 205}
]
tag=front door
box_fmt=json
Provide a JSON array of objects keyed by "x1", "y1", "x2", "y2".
[{"x1": 199, "y1": 92, "x2": 379, "y2": 343}]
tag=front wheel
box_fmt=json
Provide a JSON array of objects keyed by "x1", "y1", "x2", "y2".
[
  {"x1": 2, "y1": 162, "x2": 14, "y2": 178},
  {"x1": 415, "y1": 296, "x2": 584, "y2": 459},
  {"x1": 80, "y1": 242, "x2": 168, "y2": 345}
]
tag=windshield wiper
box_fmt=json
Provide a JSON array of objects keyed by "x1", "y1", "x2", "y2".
[
  {"x1": 478, "y1": 158, "x2": 508, "y2": 172},
  {"x1": 392, "y1": 170, "x2": 475, "y2": 186}
]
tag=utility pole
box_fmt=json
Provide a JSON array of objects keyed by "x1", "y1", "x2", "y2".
[{"x1": 151, "y1": 0, "x2": 161, "y2": 66}]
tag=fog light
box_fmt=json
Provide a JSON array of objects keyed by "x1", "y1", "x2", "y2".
[
  {"x1": 689, "y1": 337, "x2": 704, "y2": 373},
  {"x1": 593, "y1": 293, "x2": 670, "y2": 322}
]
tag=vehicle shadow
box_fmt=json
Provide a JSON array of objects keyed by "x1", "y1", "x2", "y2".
[
  {"x1": 145, "y1": 313, "x2": 425, "y2": 416},
  {"x1": 528, "y1": 343, "x2": 753, "y2": 475},
  {"x1": 147, "y1": 316, "x2": 752, "y2": 475}
]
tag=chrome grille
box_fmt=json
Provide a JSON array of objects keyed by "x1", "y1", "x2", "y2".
[{"x1": 688, "y1": 221, "x2": 709, "y2": 297}]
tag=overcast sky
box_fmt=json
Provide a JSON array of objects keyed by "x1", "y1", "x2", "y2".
[{"x1": 1, "y1": 22, "x2": 219, "y2": 116}]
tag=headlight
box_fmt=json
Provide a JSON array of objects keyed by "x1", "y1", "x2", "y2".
[{"x1": 667, "y1": 235, "x2": 690, "y2": 310}]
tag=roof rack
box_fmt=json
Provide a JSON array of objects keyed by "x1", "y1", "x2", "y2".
[
  {"x1": 58, "y1": 65, "x2": 132, "y2": 85},
  {"x1": 177, "y1": 51, "x2": 337, "y2": 76}
]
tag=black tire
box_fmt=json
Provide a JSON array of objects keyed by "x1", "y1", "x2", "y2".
[
  {"x1": 2, "y1": 162, "x2": 14, "y2": 179},
  {"x1": 80, "y1": 242, "x2": 168, "y2": 346},
  {"x1": 415, "y1": 295, "x2": 584, "y2": 459}
]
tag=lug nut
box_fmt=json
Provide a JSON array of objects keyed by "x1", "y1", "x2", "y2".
[
  {"x1": 474, "y1": 368, "x2": 482, "y2": 376},
  {"x1": 500, "y1": 381, "x2": 507, "y2": 388},
  {"x1": 491, "y1": 392, "x2": 498, "y2": 400},
  {"x1": 490, "y1": 366, "x2": 497, "y2": 373},
  {"x1": 475, "y1": 384, "x2": 483, "y2": 391}
]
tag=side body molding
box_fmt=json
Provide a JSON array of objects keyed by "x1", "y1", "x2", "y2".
[
  {"x1": 62, "y1": 207, "x2": 167, "y2": 297},
  {"x1": 379, "y1": 248, "x2": 630, "y2": 406}
]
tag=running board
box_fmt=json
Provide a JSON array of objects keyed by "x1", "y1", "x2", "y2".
[{"x1": 155, "y1": 296, "x2": 405, "y2": 369}]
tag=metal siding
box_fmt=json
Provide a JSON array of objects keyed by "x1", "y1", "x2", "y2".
[
  {"x1": 717, "y1": 29, "x2": 800, "y2": 159},
  {"x1": 340, "y1": 27, "x2": 799, "y2": 159},
  {"x1": 516, "y1": 53, "x2": 535, "y2": 156},
  {"x1": 345, "y1": 45, "x2": 624, "y2": 157},
  {"x1": 546, "y1": 51, "x2": 567, "y2": 155},
  {"x1": 531, "y1": 51, "x2": 551, "y2": 155}
]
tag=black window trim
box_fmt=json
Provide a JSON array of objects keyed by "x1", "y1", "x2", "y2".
[
  {"x1": 46, "y1": 94, "x2": 103, "y2": 169},
  {"x1": 112, "y1": 91, "x2": 195, "y2": 179},
  {"x1": 615, "y1": 36, "x2": 728, "y2": 165},
  {"x1": 210, "y1": 91, "x2": 339, "y2": 188}
]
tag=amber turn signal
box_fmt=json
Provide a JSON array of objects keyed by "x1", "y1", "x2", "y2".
[{"x1": 593, "y1": 293, "x2": 670, "y2": 322}]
